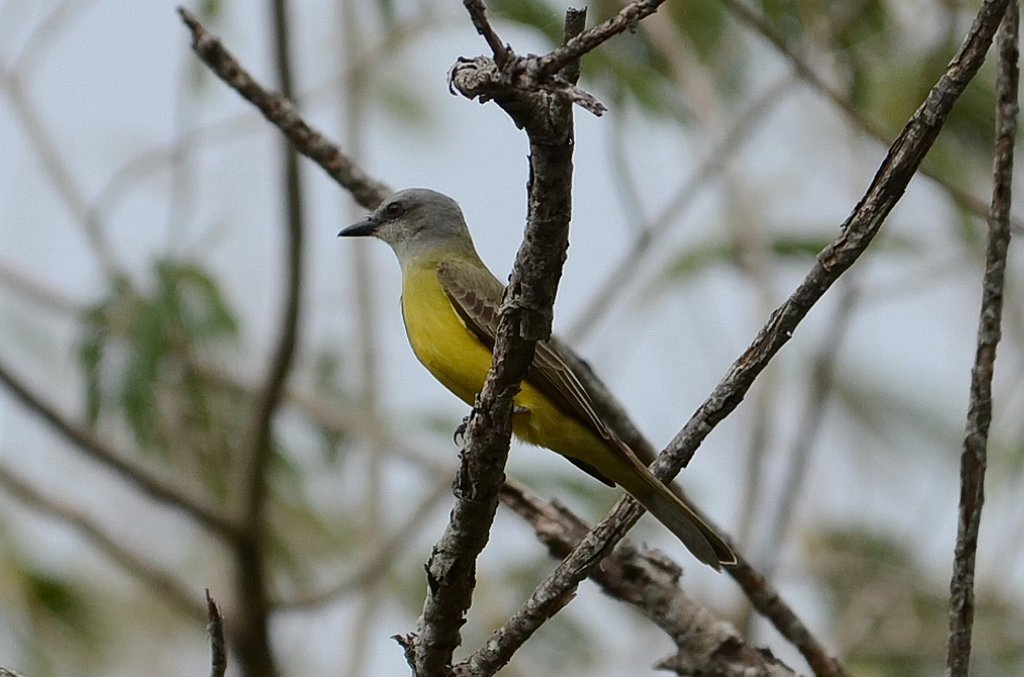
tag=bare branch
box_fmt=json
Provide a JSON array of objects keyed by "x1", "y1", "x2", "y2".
[
  {"x1": 462, "y1": 0, "x2": 511, "y2": 67},
  {"x1": 450, "y1": 2, "x2": 673, "y2": 117},
  {"x1": 458, "y1": 1, "x2": 1010, "y2": 674},
  {"x1": 206, "y1": 590, "x2": 227, "y2": 677},
  {"x1": 276, "y1": 481, "x2": 451, "y2": 610},
  {"x1": 718, "y1": 0, "x2": 1024, "y2": 236},
  {"x1": 228, "y1": 2, "x2": 307, "y2": 675},
  {"x1": 946, "y1": 3, "x2": 1018, "y2": 675},
  {"x1": 662, "y1": 0, "x2": 1011, "y2": 470},
  {"x1": 0, "y1": 75, "x2": 120, "y2": 277},
  {"x1": 758, "y1": 285, "x2": 860, "y2": 580},
  {"x1": 410, "y1": 10, "x2": 587, "y2": 675},
  {"x1": 566, "y1": 76, "x2": 794, "y2": 343},
  {"x1": 530, "y1": 0, "x2": 668, "y2": 80},
  {"x1": 177, "y1": 7, "x2": 390, "y2": 208},
  {"x1": 0, "y1": 263, "x2": 85, "y2": 315},
  {"x1": 491, "y1": 482, "x2": 797, "y2": 677}
]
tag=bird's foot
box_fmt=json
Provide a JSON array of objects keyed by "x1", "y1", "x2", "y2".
[
  {"x1": 453, "y1": 409, "x2": 478, "y2": 445},
  {"x1": 454, "y1": 406, "x2": 527, "y2": 444}
]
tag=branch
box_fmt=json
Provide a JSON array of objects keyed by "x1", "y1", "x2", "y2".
[
  {"x1": 229, "y1": 2, "x2": 306, "y2": 675},
  {"x1": 718, "y1": 0, "x2": 1024, "y2": 236},
  {"x1": 946, "y1": 3, "x2": 1018, "y2": 675},
  {"x1": 566, "y1": 76, "x2": 795, "y2": 343},
  {"x1": 406, "y1": 9, "x2": 587, "y2": 676},
  {"x1": 530, "y1": 0, "x2": 668, "y2": 80},
  {"x1": 491, "y1": 482, "x2": 797, "y2": 677},
  {"x1": 453, "y1": 0, "x2": 669, "y2": 115},
  {"x1": 0, "y1": 459, "x2": 206, "y2": 621},
  {"x1": 0, "y1": 74, "x2": 121, "y2": 277},
  {"x1": 278, "y1": 481, "x2": 451, "y2": 610},
  {"x1": 758, "y1": 285, "x2": 860, "y2": 580},
  {"x1": 0, "y1": 358, "x2": 240, "y2": 540},
  {"x1": 462, "y1": 0, "x2": 511, "y2": 67},
  {"x1": 206, "y1": 590, "x2": 227, "y2": 677},
  {"x1": 177, "y1": 7, "x2": 390, "y2": 209},
  {"x1": 662, "y1": 0, "x2": 1011, "y2": 470}
]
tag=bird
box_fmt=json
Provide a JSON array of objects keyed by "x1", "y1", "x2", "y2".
[{"x1": 338, "y1": 188, "x2": 735, "y2": 569}]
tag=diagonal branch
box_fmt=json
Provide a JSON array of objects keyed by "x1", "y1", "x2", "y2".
[
  {"x1": 529, "y1": 0, "x2": 668, "y2": 80},
  {"x1": 0, "y1": 459, "x2": 206, "y2": 621},
  {"x1": 180, "y1": 6, "x2": 844, "y2": 675},
  {"x1": 0, "y1": 358, "x2": 240, "y2": 540},
  {"x1": 945, "y1": 3, "x2": 1018, "y2": 675},
  {"x1": 463, "y1": 1, "x2": 1011, "y2": 675},
  {"x1": 178, "y1": 7, "x2": 390, "y2": 209},
  {"x1": 718, "y1": 0, "x2": 1024, "y2": 235},
  {"x1": 462, "y1": 0, "x2": 511, "y2": 67},
  {"x1": 662, "y1": 0, "x2": 1012, "y2": 472},
  {"x1": 495, "y1": 482, "x2": 797, "y2": 676}
]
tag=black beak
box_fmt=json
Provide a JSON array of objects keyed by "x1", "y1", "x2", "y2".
[{"x1": 338, "y1": 217, "x2": 379, "y2": 237}]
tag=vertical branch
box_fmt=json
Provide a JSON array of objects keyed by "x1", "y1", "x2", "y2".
[
  {"x1": 337, "y1": 2, "x2": 386, "y2": 676},
  {"x1": 946, "y1": 3, "x2": 1018, "y2": 675},
  {"x1": 408, "y1": 9, "x2": 586, "y2": 676},
  {"x1": 233, "y1": 0, "x2": 306, "y2": 674},
  {"x1": 207, "y1": 590, "x2": 228, "y2": 677}
]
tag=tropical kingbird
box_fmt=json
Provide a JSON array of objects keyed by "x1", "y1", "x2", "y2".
[{"x1": 339, "y1": 188, "x2": 734, "y2": 569}]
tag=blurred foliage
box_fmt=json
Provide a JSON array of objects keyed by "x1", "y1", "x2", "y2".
[
  {"x1": 641, "y1": 231, "x2": 916, "y2": 304},
  {"x1": 78, "y1": 261, "x2": 241, "y2": 497},
  {"x1": 809, "y1": 527, "x2": 1024, "y2": 676},
  {"x1": 488, "y1": 0, "x2": 997, "y2": 204},
  {"x1": 0, "y1": 546, "x2": 101, "y2": 677}
]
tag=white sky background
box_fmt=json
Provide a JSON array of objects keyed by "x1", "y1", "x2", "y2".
[{"x1": 1, "y1": 1, "x2": 1022, "y2": 675}]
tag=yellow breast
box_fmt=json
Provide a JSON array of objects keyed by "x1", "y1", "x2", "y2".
[
  {"x1": 399, "y1": 257, "x2": 618, "y2": 484},
  {"x1": 401, "y1": 259, "x2": 496, "y2": 406}
]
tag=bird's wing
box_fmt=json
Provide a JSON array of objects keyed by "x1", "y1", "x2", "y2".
[
  {"x1": 438, "y1": 260, "x2": 737, "y2": 569},
  {"x1": 437, "y1": 258, "x2": 623, "y2": 450}
]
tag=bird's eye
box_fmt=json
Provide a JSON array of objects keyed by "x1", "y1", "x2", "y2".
[{"x1": 384, "y1": 201, "x2": 404, "y2": 219}]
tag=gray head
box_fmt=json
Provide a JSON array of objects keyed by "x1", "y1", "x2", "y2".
[{"x1": 338, "y1": 188, "x2": 478, "y2": 265}]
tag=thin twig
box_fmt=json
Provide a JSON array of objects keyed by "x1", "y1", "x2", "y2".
[
  {"x1": 493, "y1": 482, "x2": 797, "y2": 677},
  {"x1": 230, "y1": 1, "x2": 305, "y2": 675},
  {"x1": 462, "y1": 0, "x2": 511, "y2": 67},
  {"x1": 566, "y1": 77, "x2": 793, "y2": 342},
  {"x1": 450, "y1": 1, "x2": 650, "y2": 117},
  {"x1": 11, "y1": 0, "x2": 95, "y2": 77},
  {"x1": 945, "y1": 3, "x2": 1018, "y2": 675},
  {"x1": 0, "y1": 263, "x2": 84, "y2": 315},
  {"x1": 757, "y1": 285, "x2": 860, "y2": 582},
  {"x1": 0, "y1": 74, "x2": 121, "y2": 277},
  {"x1": 662, "y1": 0, "x2": 1011, "y2": 471},
  {"x1": 206, "y1": 590, "x2": 227, "y2": 677},
  {"x1": 278, "y1": 481, "x2": 451, "y2": 610},
  {"x1": 530, "y1": 0, "x2": 668, "y2": 80}
]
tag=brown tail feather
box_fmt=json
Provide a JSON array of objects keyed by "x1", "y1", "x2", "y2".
[{"x1": 634, "y1": 482, "x2": 735, "y2": 570}]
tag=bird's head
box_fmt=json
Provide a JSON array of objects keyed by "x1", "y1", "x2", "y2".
[{"x1": 338, "y1": 188, "x2": 477, "y2": 264}]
